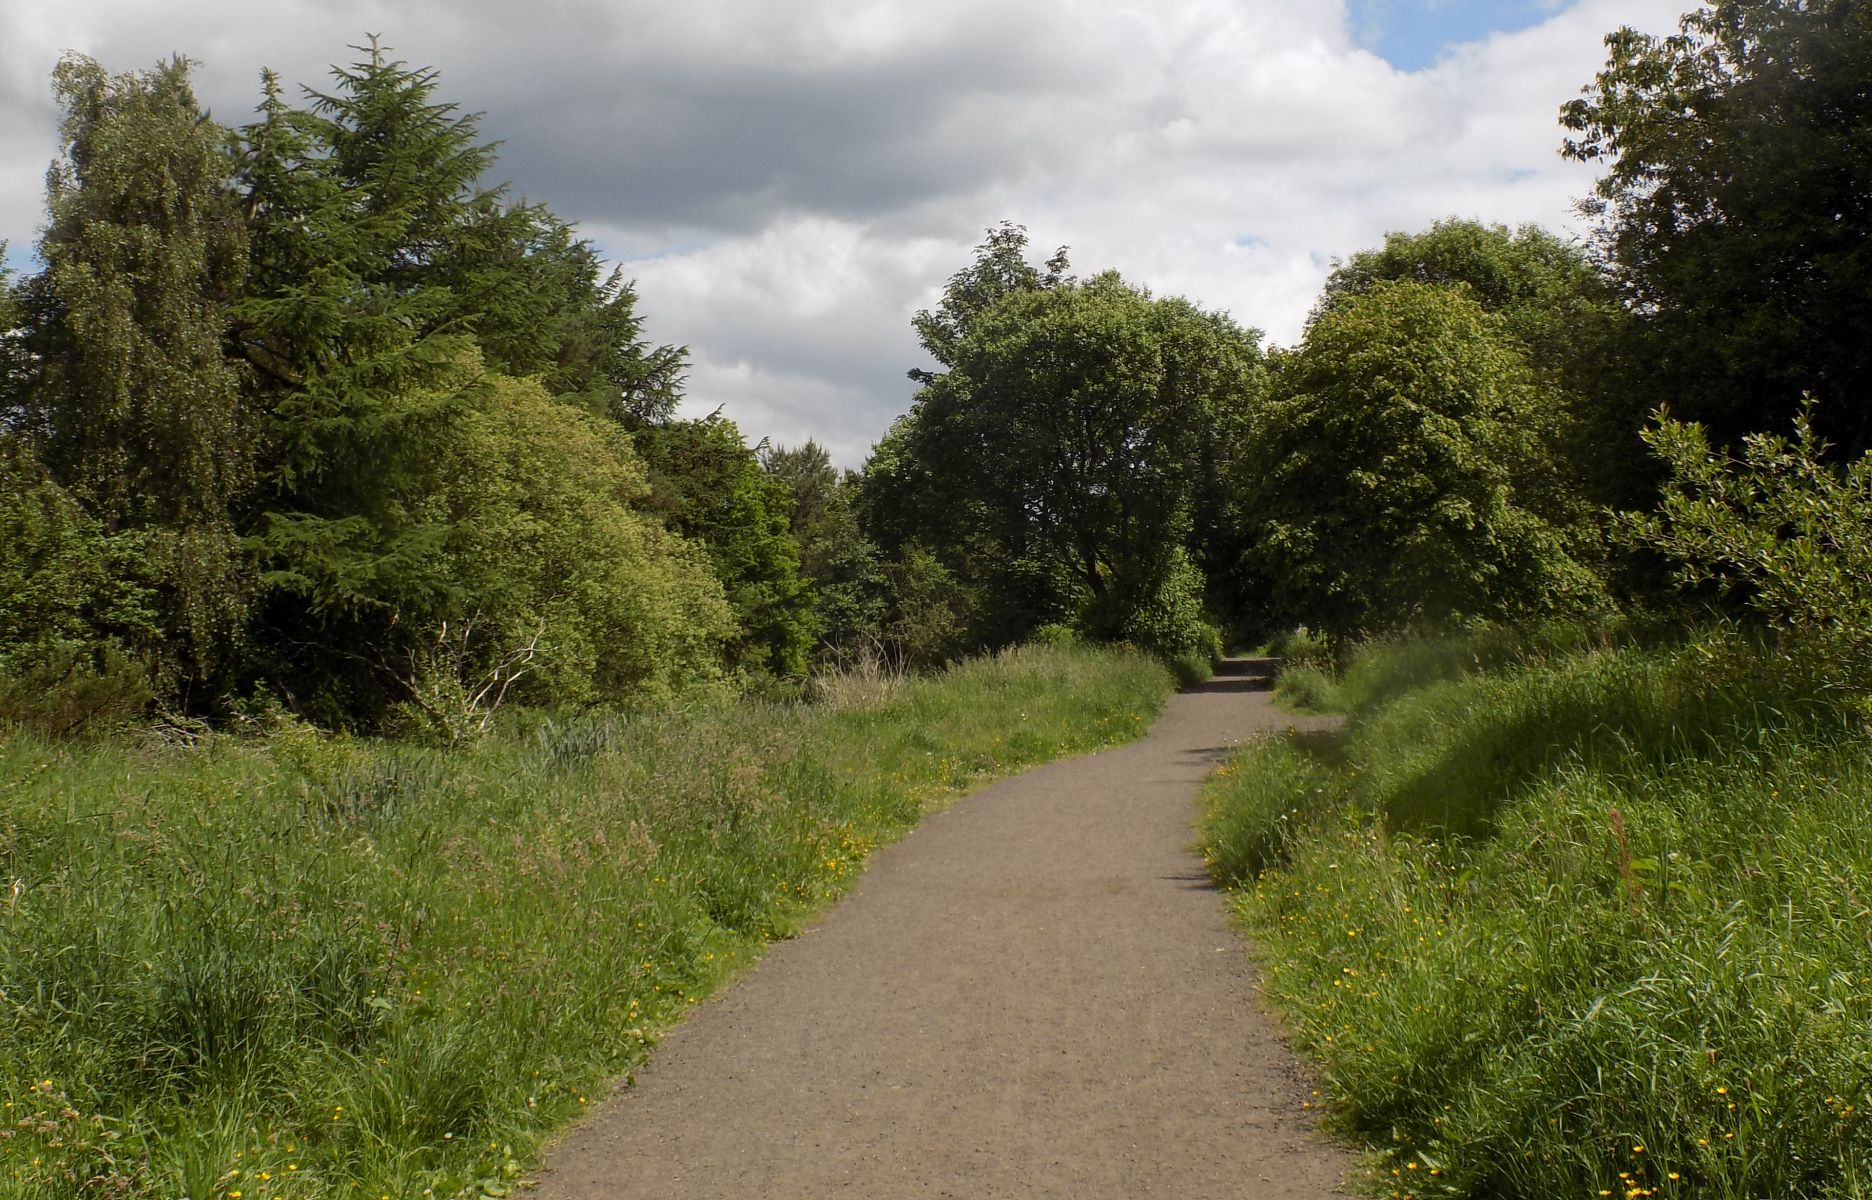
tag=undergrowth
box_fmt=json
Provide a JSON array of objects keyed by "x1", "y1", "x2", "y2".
[
  {"x1": 1201, "y1": 633, "x2": 1872, "y2": 1199},
  {"x1": 0, "y1": 641, "x2": 1171, "y2": 1199}
]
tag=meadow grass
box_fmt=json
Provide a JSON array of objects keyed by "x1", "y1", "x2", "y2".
[
  {"x1": 1, "y1": 641, "x2": 1172, "y2": 1200},
  {"x1": 1200, "y1": 634, "x2": 1872, "y2": 1199}
]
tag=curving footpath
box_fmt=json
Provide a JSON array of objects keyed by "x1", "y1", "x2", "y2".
[{"x1": 535, "y1": 658, "x2": 1355, "y2": 1199}]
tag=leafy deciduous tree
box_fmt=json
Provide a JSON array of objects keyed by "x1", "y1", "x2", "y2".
[
  {"x1": 18, "y1": 53, "x2": 250, "y2": 683},
  {"x1": 430, "y1": 376, "x2": 735, "y2": 713},
  {"x1": 1251, "y1": 280, "x2": 1605, "y2": 644},
  {"x1": 1318, "y1": 218, "x2": 1645, "y2": 509},
  {"x1": 868, "y1": 226, "x2": 1261, "y2": 656},
  {"x1": 632, "y1": 414, "x2": 816, "y2": 679},
  {"x1": 1563, "y1": 1, "x2": 1872, "y2": 453}
]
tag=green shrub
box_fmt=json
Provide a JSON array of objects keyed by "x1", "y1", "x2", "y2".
[
  {"x1": 1261, "y1": 625, "x2": 1330, "y2": 663},
  {"x1": 0, "y1": 443, "x2": 158, "y2": 733},
  {"x1": 1096, "y1": 544, "x2": 1222, "y2": 685},
  {"x1": 1630, "y1": 403, "x2": 1872, "y2": 690},
  {"x1": 1166, "y1": 652, "x2": 1215, "y2": 688},
  {"x1": 434, "y1": 376, "x2": 738, "y2": 714}
]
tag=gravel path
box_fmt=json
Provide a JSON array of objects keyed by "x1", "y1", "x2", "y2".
[{"x1": 534, "y1": 658, "x2": 1355, "y2": 1199}]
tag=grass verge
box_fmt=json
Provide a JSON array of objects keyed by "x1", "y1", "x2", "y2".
[
  {"x1": 2, "y1": 641, "x2": 1172, "y2": 1200},
  {"x1": 1200, "y1": 634, "x2": 1872, "y2": 1199}
]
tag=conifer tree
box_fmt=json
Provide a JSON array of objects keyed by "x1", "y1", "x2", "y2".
[
  {"x1": 475, "y1": 210, "x2": 688, "y2": 425},
  {"x1": 232, "y1": 46, "x2": 501, "y2": 714},
  {"x1": 231, "y1": 42, "x2": 710, "y2": 717}
]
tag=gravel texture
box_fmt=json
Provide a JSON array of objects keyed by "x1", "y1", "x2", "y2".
[{"x1": 534, "y1": 658, "x2": 1355, "y2": 1198}]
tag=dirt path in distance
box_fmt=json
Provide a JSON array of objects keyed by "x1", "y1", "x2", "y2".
[{"x1": 534, "y1": 658, "x2": 1356, "y2": 1199}]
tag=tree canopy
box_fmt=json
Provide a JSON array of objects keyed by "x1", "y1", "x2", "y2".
[
  {"x1": 0, "y1": 44, "x2": 789, "y2": 728},
  {"x1": 1562, "y1": 0, "x2": 1872, "y2": 454},
  {"x1": 1320, "y1": 219, "x2": 1645, "y2": 507},
  {"x1": 864, "y1": 227, "x2": 1260, "y2": 660},
  {"x1": 10, "y1": 1, "x2": 1872, "y2": 728},
  {"x1": 1250, "y1": 280, "x2": 1605, "y2": 643}
]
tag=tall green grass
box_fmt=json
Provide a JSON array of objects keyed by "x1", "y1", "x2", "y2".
[
  {"x1": 1200, "y1": 635, "x2": 1872, "y2": 1199},
  {"x1": 1269, "y1": 624, "x2": 1618, "y2": 718},
  {"x1": 1, "y1": 642, "x2": 1171, "y2": 1200}
]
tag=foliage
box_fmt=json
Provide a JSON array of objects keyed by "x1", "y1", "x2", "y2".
[
  {"x1": 218, "y1": 43, "x2": 711, "y2": 721},
  {"x1": 866, "y1": 227, "x2": 1263, "y2": 656},
  {"x1": 0, "y1": 442, "x2": 150, "y2": 652},
  {"x1": 762, "y1": 440, "x2": 890, "y2": 663},
  {"x1": 859, "y1": 224, "x2": 1073, "y2": 632},
  {"x1": 908, "y1": 219, "x2": 1071, "y2": 380},
  {"x1": 0, "y1": 441, "x2": 159, "y2": 733},
  {"x1": 1, "y1": 39, "x2": 816, "y2": 725},
  {"x1": 1200, "y1": 636, "x2": 1872, "y2": 1198},
  {"x1": 1110, "y1": 544, "x2": 1221, "y2": 676},
  {"x1": 232, "y1": 47, "x2": 504, "y2": 711},
  {"x1": 1321, "y1": 220, "x2": 1616, "y2": 371},
  {"x1": 431, "y1": 375, "x2": 735, "y2": 715},
  {"x1": 879, "y1": 545, "x2": 973, "y2": 667},
  {"x1": 0, "y1": 642, "x2": 1170, "y2": 1200},
  {"x1": 1320, "y1": 219, "x2": 1645, "y2": 507},
  {"x1": 1563, "y1": 0, "x2": 1872, "y2": 455},
  {"x1": 632, "y1": 414, "x2": 816, "y2": 679},
  {"x1": 0, "y1": 248, "x2": 22, "y2": 421},
  {"x1": 13, "y1": 54, "x2": 251, "y2": 684},
  {"x1": 1626, "y1": 404, "x2": 1872, "y2": 689},
  {"x1": 1250, "y1": 279, "x2": 1606, "y2": 645}
]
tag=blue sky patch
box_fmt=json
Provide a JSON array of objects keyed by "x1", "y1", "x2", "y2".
[
  {"x1": 1348, "y1": 0, "x2": 1566, "y2": 72},
  {"x1": 1, "y1": 242, "x2": 35, "y2": 278}
]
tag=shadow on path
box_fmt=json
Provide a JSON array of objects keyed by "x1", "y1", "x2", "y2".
[{"x1": 1179, "y1": 656, "x2": 1278, "y2": 695}]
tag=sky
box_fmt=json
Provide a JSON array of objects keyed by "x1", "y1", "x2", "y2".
[{"x1": 0, "y1": 0, "x2": 1689, "y2": 466}]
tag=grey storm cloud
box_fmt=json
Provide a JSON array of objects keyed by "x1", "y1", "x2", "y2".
[
  {"x1": 12, "y1": 0, "x2": 1118, "y2": 234},
  {"x1": 488, "y1": 60, "x2": 1068, "y2": 233}
]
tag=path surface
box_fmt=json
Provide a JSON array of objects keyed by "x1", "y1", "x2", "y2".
[{"x1": 535, "y1": 658, "x2": 1355, "y2": 1199}]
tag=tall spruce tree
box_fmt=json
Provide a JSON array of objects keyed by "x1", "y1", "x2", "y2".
[
  {"x1": 232, "y1": 46, "x2": 504, "y2": 716},
  {"x1": 15, "y1": 54, "x2": 250, "y2": 688},
  {"x1": 232, "y1": 42, "x2": 715, "y2": 718},
  {"x1": 486, "y1": 211, "x2": 688, "y2": 425}
]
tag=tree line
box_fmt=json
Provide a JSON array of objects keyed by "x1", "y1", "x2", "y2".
[
  {"x1": 0, "y1": 41, "x2": 887, "y2": 734},
  {"x1": 4, "y1": 0, "x2": 1869, "y2": 733},
  {"x1": 860, "y1": 0, "x2": 1872, "y2": 673}
]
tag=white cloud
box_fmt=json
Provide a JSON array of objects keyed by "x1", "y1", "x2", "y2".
[{"x1": 1, "y1": 0, "x2": 1690, "y2": 461}]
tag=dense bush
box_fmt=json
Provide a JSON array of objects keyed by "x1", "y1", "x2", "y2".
[
  {"x1": 0, "y1": 443, "x2": 158, "y2": 732},
  {"x1": 425, "y1": 375, "x2": 735, "y2": 725},
  {"x1": 1629, "y1": 405, "x2": 1872, "y2": 690}
]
